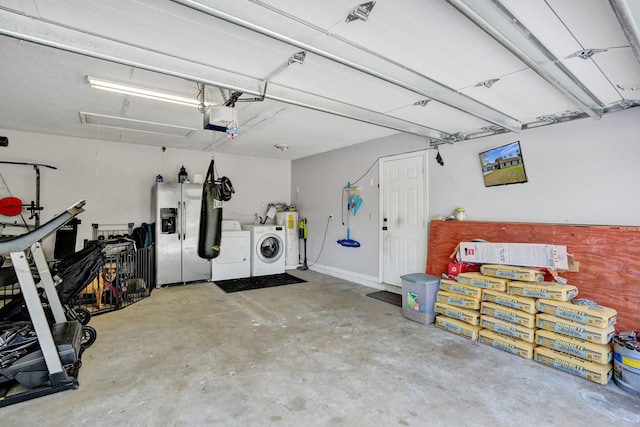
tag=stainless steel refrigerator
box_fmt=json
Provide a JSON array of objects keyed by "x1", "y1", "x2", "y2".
[{"x1": 152, "y1": 183, "x2": 211, "y2": 287}]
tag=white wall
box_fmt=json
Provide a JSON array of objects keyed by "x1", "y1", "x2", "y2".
[
  {"x1": 430, "y1": 107, "x2": 640, "y2": 225},
  {"x1": 292, "y1": 107, "x2": 640, "y2": 284},
  {"x1": 0, "y1": 129, "x2": 291, "y2": 256}
]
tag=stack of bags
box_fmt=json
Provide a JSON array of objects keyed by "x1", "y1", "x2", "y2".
[
  {"x1": 433, "y1": 263, "x2": 617, "y2": 385},
  {"x1": 478, "y1": 265, "x2": 552, "y2": 360},
  {"x1": 434, "y1": 276, "x2": 483, "y2": 340},
  {"x1": 534, "y1": 298, "x2": 615, "y2": 385}
]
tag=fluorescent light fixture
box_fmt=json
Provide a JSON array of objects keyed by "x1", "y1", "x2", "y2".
[
  {"x1": 445, "y1": 0, "x2": 604, "y2": 119},
  {"x1": 86, "y1": 76, "x2": 206, "y2": 107},
  {"x1": 610, "y1": 0, "x2": 640, "y2": 64}
]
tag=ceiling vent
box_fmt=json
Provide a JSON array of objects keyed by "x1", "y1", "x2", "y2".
[{"x1": 79, "y1": 112, "x2": 196, "y2": 137}]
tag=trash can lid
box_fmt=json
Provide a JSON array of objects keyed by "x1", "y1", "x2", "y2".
[{"x1": 400, "y1": 273, "x2": 440, "y2": 284}]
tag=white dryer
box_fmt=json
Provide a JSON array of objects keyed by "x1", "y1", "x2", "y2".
[
  {"x1": 241, "y1": 224, "x2": 286, "y2": 276},
  {"x1": 211, "y1": 220, "x2": 251, "y2": 281}
]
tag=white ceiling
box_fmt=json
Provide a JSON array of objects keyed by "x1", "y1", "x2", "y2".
[{"x1": 0, "y1": 0, "x2": 639, "y2": 160}]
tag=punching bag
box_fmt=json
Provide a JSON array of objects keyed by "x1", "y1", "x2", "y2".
[{"x1": 198, "y1": 159, "x2": 223, "y2": 259}]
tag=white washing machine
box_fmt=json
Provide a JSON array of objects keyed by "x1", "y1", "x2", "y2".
[
  {"x1": 241, "y1": 224, "x2": 286, "y2": 276},
  {"x1": 211, "y1": 220, "x2": 251, "y2": 281}
]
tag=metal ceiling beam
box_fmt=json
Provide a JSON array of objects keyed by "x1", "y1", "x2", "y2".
[
  {"x1": 457, "y1": 99, "x2": 639, "y2": 142},
  {"x1": 446, "y1": 0, "x2": 605, "y2": 120},
  {"x1": 610, "y1": 0, "x2": 640, "y2": 64},
  {"x1": 0, "y1": 9, "x2": 453, "y2": 142},
  {"x1": 172, "y1": 0, "x2": 522, "y2": 133}
]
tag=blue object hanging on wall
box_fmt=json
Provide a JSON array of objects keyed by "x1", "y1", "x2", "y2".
[{"x1": 338, "y1": 182, "x2": 361, "y2": 247}]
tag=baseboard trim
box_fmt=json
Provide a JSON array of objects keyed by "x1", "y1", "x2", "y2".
[{"x1": 309, "y1": 264, "x2": 401, "y2": 293}]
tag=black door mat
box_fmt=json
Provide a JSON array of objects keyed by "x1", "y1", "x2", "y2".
[
  {"x1": 213, "y1": 272, "x2": 306, "y2": 293},
  {"x1": 366, "y1": 290, "x2": 402, "y2": 307}
]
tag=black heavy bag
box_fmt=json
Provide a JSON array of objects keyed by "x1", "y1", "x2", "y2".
[{"x1": 198, "y1": 159, "x2": 223, "y2": 259}]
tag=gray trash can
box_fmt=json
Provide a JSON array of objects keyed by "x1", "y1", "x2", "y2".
[{"x1": 400, "y1": 273, "x2": 440, "y2": 324}]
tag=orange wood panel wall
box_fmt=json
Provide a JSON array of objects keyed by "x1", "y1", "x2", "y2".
[{"x1": 426, "y1": 220, "x2": 640, "y2": 332}]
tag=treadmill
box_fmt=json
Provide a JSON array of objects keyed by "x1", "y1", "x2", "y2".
[{"x1": 0, "y1": 200, "x2": 86, "y2": 406}]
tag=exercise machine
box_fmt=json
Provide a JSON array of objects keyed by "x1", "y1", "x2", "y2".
[{"x1": 0, "y1": 200, "x2": 85, "y2": 406}]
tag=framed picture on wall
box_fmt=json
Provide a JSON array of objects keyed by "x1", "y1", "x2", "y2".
[{"x1": 479, "y1": 141, "x2": 528, "y2": 187}]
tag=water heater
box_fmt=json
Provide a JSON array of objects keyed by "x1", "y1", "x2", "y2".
[{"x1": 276, "y1": 211, "x2": 299, "y2": 268}]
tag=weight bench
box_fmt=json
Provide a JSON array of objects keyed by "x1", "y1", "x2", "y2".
[{"x1": 0, "y1": 200, "x2": 86, "y2": 406}]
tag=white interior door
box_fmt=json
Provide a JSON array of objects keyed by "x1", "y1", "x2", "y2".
[{"x1": 380, "y1": 151, "x2": 428, "y2": 287}]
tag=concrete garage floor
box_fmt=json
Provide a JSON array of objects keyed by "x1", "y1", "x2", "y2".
[{"x1": 2, "y1": 270, "x2": 640, "y2": 426}]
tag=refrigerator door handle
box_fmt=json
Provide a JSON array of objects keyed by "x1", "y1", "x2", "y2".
[
  {"x1": 182, "y1": 201, "x2": 186, "y2": 240},
  {"x1": 177, "y1": 201, "x2": 182, "y2": 240}
]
